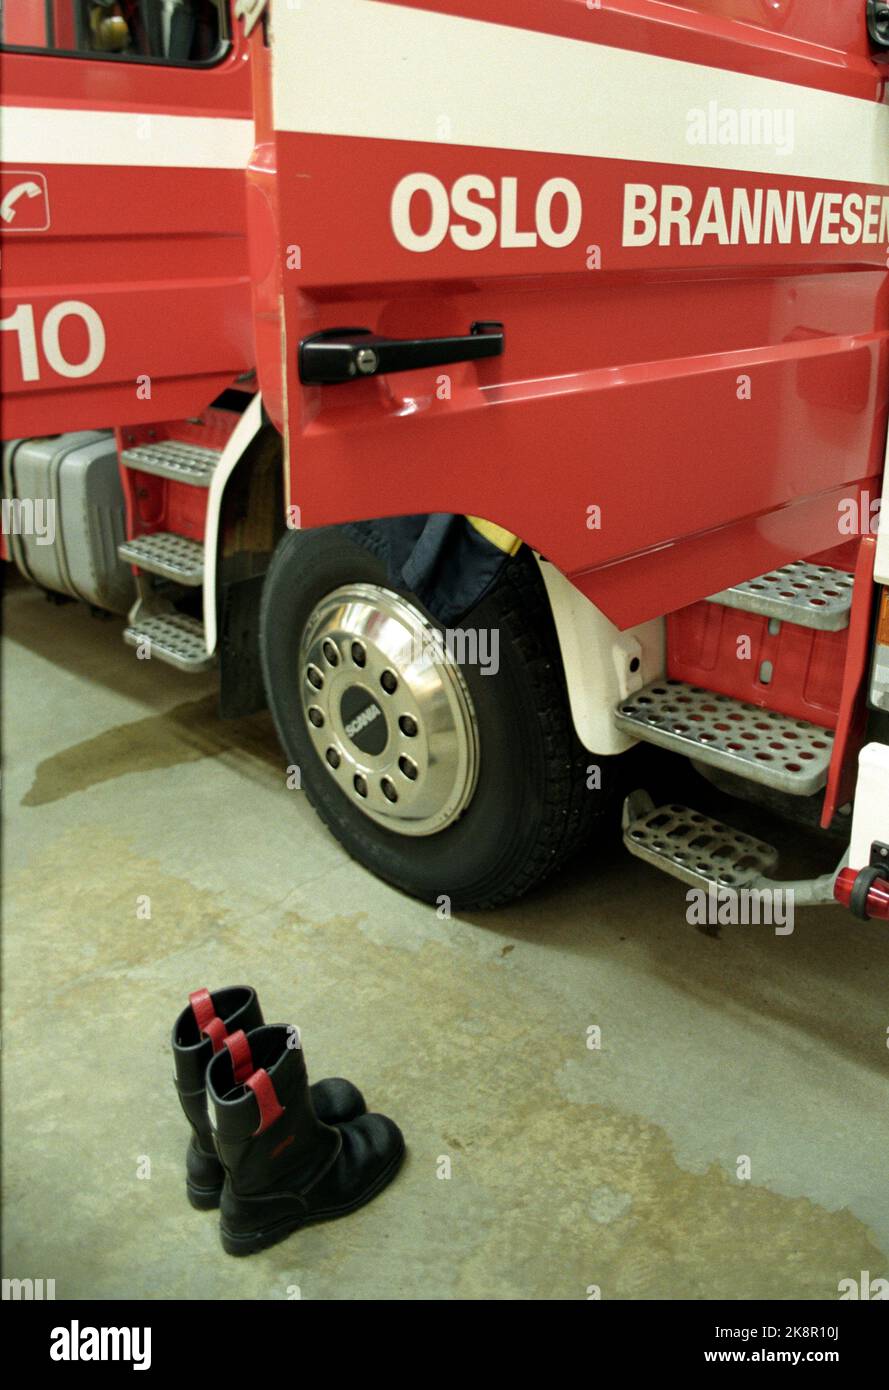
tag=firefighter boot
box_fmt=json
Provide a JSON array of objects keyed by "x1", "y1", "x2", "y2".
[
  {"x1": 206, "y1": 1024, "x2": 405, "y2": 1255},
  {"x1": 172, "y1": 988, "x2": 366, "y2": 1210}
]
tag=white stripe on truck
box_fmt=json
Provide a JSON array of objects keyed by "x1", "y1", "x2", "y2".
[
  {"x1": 0, "y1": 106, "x2": 254, "y2": 169},
  {"x1": 272, "y1": 0, "x2": 889, "y2": 187}
]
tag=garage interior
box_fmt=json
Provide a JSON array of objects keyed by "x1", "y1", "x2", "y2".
[{"x1": 4, "y1": 573, "x2": 887, "y2": 1301}]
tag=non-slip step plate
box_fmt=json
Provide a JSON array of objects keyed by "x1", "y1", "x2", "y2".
[
  {"x1": 706, "y1": 561, "x2": 853, "y2": 631},
  {"x1": 624, "y1": 802, "x2": 778, "y2": 890},
  {"x1": 121, "y1": 440, "x2": 220, "y2": 487},
  {"x1": 118, "y1": 532, "x2": 203, "y2": 585},
  {"x1": 123, "y1": 611, "x2": 213, "y2": 672},
  {"x1": 615, "y1": 680, "x2": 833, "y2": 795}
]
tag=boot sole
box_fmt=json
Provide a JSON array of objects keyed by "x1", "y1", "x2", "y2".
[
  {"x1": 219, "y1": 1137, "x2": 406, "y2": 1256},
  {"x1": 187, "y1": 1180, "x2": 223, "y2": 1212}
]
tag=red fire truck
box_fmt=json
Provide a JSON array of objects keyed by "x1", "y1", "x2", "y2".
[{"x1": 2, "y1": 1, "x2": 888, "y2": 917}]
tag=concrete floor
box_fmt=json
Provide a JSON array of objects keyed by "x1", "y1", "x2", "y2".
[{"x1": 3, "y1": 575, "x2": 888, "y2": 1301}]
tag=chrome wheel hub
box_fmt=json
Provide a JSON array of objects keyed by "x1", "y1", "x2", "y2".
[{"x1": 299, "y1": 583, "x2": 479, "y2": 836}]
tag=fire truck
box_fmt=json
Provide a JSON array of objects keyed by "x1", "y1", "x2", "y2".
[{"x1": 2, "y1": 1, "x2": 888, "y2": 918}]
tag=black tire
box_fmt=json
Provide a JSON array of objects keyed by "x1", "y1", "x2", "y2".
[{"x1": 259, "y1": 526, "x2": 614, "y2": 909}]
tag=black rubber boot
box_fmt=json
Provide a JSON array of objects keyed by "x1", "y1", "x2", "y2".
[
  {"x1": 172, "y1": 988, "x2": 366, "y2": 1210},
  {"x1": 207, "y1": 1024, "x2": 405, "y2": 1255}
]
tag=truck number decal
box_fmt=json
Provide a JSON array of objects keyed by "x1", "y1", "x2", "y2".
[{"x1": 0, "y1": 300, "x2": 106, "y2": 381}]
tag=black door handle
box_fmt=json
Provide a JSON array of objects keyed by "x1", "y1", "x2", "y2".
[{"x1": 298, "y1": 321, "x2": 504, "y2": 385}]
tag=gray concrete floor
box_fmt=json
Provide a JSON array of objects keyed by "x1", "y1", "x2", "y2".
[{"x1": 3, "y1": 575, "x2": 888, "y2": 1300}]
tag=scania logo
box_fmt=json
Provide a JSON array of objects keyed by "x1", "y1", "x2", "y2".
[
  {"x1": 339, "y1": 687, "x2": 388, "y2": 755},
  {"x1": 345, "y1": 703, "x2": 382, "y2": 738}
]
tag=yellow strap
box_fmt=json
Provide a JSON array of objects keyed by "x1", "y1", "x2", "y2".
[{"x1": 466, "y1": 515, "x2": 522, "y2": 556}]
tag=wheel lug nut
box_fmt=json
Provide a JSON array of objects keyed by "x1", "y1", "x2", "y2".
[
  {"x1": 380, "y1": 669, "x2": 398, "y2": 695},
  {"x1": 381, "y1": 777, "x2": 398, "y2": 803},
  {"x1": 398, "y1": 714, "x2": 417, "y2": 737},
  {"x1": 325, "y1": 747, "x2": 341, "y2": 769},
  {"x1": 398, "y1": 756, "x2": 418, "y2": 781},
  {"x1": 353, "y1": 773, "x2": 368, "y2": 798},
  {"x1": 308, "y1": 707, "x2": 324, "y2": 728},
  {"x1": 322, "y1": 639, "x2": 339, "y2": 666},
  {"x1": 351, "y1": 641, "x2": 366, "y2": 668},
  {"x1": 307, "y1": 664, "x2": 324, "y2": 690}
]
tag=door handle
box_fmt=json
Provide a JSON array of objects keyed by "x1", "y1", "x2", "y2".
[{"x1": 298, "y1": 321, "x2": 504, "y2": 385}]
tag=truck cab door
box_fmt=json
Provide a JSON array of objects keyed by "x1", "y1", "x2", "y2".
[
  {"x1": 0, "y1": 0, "x2": 255, "y2": 437},
  {"x1": 269, "y1": 0, "x2": 889, "y2": 628}
]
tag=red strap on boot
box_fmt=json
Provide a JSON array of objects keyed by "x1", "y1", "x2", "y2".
[
  {"x1": 189, "y1": 988, "x2": 227, "y2": 1054},
  {"x1": 223, "y1": 1029, "x2": 254, "y2": 1085},
  {"x1": 246, "y1": 1069, "x2": 284, "y2": 1135}
]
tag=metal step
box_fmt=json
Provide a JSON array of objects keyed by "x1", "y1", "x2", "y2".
[
  {"x1": 623, "y1": 798, "x2": 778, "y2": 890},
  {"x1": 615, "y1": 680, "x2": 833, "y2": 795},
  {"x1": 706, "y1": 560, "x2": 853, "y2": 631},
  {"x1": 121, "y1": 439, "x2": 220, "y2": 487},
  {"x1": 118, "y1": 532, "x2": 203, "y2": 586},
  {"x1": 123, "y1": 608, "x2": 214, "y2": 672}
]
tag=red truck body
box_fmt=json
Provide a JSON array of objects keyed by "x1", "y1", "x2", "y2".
[{"x1": 3, "y1": 2, "x2": 887, "y2": 625}]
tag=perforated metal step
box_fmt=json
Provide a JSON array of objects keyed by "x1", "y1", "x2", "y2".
[
  {"x1": 706, "y1": 561, "x2": 853, "y2": 631},
  {"x1": 123, "y1": 609, "x2": 213, "y2": 672},
  {"x1": 121, "y1": 440, "x2": 220, "y2": 487},
  {"x1": 615, "y1": 680, "x2": 833, "y2": 795},
  {"x1": 118, "y1": 532, "x2": 203, "y2": 585},
  {"x1": 623, "y1": 801, "x2": 778, "y2": 890}
]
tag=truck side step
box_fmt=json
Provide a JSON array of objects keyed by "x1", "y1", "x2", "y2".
[
  {"x1": 123, "y1": 607, "x2": 214, "y2": 672},
  {"x1": 121, "y1": 440, "x2": 220, "y2": 487},
  {"x1": 705, "y1": 560, "x2": 852, "y2": 631},
  {"x1": 615, "y1": 680, "x2": 833, "y2": 795},
  {"x1": 623, "y1": 799, "x2": 779, "y2": 890},
  {"x1": 118, "y1": 532, "x2": 203, "y2": 585}
]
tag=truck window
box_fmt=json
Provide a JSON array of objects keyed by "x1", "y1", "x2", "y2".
[{"x1": 0, "y1": 1, "x2": 228, "y2": 66}]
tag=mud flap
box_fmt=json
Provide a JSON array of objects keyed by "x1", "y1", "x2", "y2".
[{"x1": 218, "y1": 572, "x2": 268, "y2": 718}]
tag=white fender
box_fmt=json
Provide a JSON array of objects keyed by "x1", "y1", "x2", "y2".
[
  {"x1": 203, "y1": 392, "x2": 264, "y2": 654},
  {"x1": 535, "y1": 555, "x2": 665, "y2": 755},
  {"x1": 875, "y1": 412, "x2": 889, "y2": 586},
  {"x1": 849, "y1": 744, "x2": 889, "y2": 871}
]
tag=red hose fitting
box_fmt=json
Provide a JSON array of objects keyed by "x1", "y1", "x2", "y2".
[{"x1": 834, "y1": 866, "x2": 889, "y2": 922}]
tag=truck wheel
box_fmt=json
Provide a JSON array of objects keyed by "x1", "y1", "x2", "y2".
[{"x1": 259, "y1": 526, "x2": 612, "y2": 909}]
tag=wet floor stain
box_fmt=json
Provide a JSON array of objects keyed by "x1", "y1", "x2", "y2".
[
  {"x1": 22, "y1": 697, "x2": 283, "y2": 806},
  {"x1": 299, "y1": 914, "x2": 888, "y2": 1301},
  {"x1": 4, "y1": 827, "x2": 237, "y2": 980}
]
